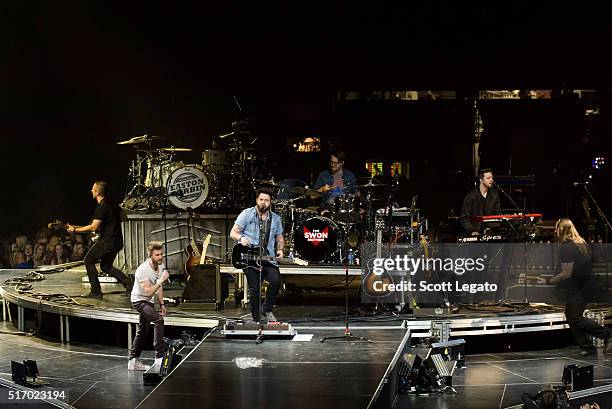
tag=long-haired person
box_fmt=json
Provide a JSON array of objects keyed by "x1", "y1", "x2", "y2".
[{"x1": 543, "y1": 219, "x2": 612, "y2": 356}]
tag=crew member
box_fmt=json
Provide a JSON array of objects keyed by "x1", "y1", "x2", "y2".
[
  {"x1": 460, "y1": 168, "x2": 500, "y2": 235},
  {"x1": 230, "y1": 188, "x2": 284, "y2": 323},
  {"x1": 67, "y1": 181, "x2": 132, "y2": 299},
  {"x1": 128, "y1": 241, "x2": 169, "y2": 370},
  {"x1": 541, "y1": 219, "x2": 612, "y2": 356}
]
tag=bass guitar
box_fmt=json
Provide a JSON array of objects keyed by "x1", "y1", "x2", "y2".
[
  {"x1": 231, "y1": 243, "x2": 308, "y2": 270},
  {"x1": 48, "y1": 220, "x2": 99, "y2": 243}
]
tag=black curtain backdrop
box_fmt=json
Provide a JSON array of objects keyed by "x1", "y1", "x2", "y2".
[{"x1": 2, "y1": 2, "x2": 612, "y2": 240}]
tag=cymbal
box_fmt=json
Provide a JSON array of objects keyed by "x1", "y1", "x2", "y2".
[
  {"x1": 290, "y1": 187, "x2": 322, "y2": 198},
  {"x1": 159, "y1": 147, "x2": 193, "y2": 152},
  {"x1": 355, "y1": 181, "x2": 386, "y2": 188},
  {"x1": 117, "y1": 134, "x2": 164, "y2": 145},
  {"x1": 256, "y1": 179, "x2": 282, "y2": 187}
]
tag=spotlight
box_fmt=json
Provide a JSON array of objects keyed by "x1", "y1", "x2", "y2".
[{"x1": 592, "y1": 155, "x2": 607, "y2": 170}]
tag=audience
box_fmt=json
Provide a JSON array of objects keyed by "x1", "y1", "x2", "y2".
[
  {"x1": 0, "y1": 227, "x2": 93, "y2": 268},
  {"x1": 50, "y1": 243, "x2": 69, "y2": 265},
  {"x1": 70, "y1": 242, "x2": 85, "y2": 262},
  {"x1": 13, "y1": 251, "x2": 32, "y2": 269},
  {"x1": 24, "y1": 243, "x2": 33, "y2": 265}
]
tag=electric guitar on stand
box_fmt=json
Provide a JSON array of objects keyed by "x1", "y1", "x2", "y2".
[
  {"x1": 183, "y1": 207, "x2": 213, "y2": 276},
  {"x1": 184, "y1": 231, "x2": 211, "y2": 277}
]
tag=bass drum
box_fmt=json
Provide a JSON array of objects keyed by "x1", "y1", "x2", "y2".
[
  {"x1": 166, "y1": 164, "x2": 209, "y2": 210},
  {"x1": 293, "y1": 216, "x2": 343, "y2": 263}
]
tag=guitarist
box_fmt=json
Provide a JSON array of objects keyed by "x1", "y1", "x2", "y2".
[
  {"x1": 66, "y1": 181, "x2": 132, "y2": 299},
  {"x1": 230, "y1": 188, "x2": 285, "y2": 323}
]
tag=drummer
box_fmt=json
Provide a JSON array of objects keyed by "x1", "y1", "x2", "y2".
[{"x1": 313, "y1": 150, "x2": 357, "y2": 215}]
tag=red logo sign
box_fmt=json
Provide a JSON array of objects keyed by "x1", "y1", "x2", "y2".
[{"x1": 303, "y1": 227, "x2": 328, "y2": 246}]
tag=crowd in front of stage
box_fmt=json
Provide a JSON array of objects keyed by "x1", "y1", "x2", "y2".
[{"x1": 0, "y1": 228, "x2": 91, "y2": 269}]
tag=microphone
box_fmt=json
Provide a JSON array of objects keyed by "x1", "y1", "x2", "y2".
[
  {"x1": 493, "y1": 182, "x2": 522, "y2": 211},
  {"x1": 160, "y1": 268, "x2": 171, "y2": 285}
]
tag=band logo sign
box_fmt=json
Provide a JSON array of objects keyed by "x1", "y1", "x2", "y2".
[
  {"x1": 303, "y1": 227, "x2": 329, "y2": 246},
  {"x1": 167, "y1": 166, "x2": 209, "y2": 210}
]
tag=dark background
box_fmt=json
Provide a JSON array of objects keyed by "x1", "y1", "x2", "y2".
[{"x1": 2, "y1": 2, "x2": 612, "y2": 239}]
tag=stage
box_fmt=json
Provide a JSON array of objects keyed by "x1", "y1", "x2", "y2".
[
  {"x1": 4, "y1": 266, "x2": 612, "y2": 345},
  {"x1": 2, "y1": 265, "x2": 612, "y2": 408}
]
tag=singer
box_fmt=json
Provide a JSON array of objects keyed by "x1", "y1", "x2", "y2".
[
  {"x1": 460, "y1": 168, "x2": 501, "y2": 235},
  {"x1": 128, "y1": 241, "x2": 170, "y2": 371},
  {"x1": 230, "y1": 188, "x2": 284, "y2": 323}
]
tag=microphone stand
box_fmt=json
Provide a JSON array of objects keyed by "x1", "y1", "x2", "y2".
[
  {"x1": 494, "y1": 183, "x2": 523, "y2": 214},
  {"x1": 162, "y1": 177, "x2": 172, "y2": 272},
  {"x1": 494, "y1": 183, "x2": 527, "y2": 304},
  {"x1": 582, "y1": 184, "x2": 611, "y2": 283},
  {"x1": 321, "y1": 181, "x2": 369, "y2": 344},
  {"x1": 583, "y1": 184, "x2": 612, "y2": 241},
  {"x1": 320, "y1": 255, "x2": 370, "y2": 343},
  {"x1": 255, "y1": 210, "x2": 266, "y2": 344}
]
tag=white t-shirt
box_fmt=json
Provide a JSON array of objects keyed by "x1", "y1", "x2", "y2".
[{"x1": 130, "y1": 259, "x2": 166, "y2": 303}]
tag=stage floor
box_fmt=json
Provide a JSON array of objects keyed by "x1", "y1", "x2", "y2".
[
  {"x1": 3, "y1": 266, "x2": 612, "y2": 344},
  {"x1": 2, "y1": 320, "x2": 612, "y2": 409},
  {"x1": 138, "y1": 326, "x2": 409, "y2": 409}
]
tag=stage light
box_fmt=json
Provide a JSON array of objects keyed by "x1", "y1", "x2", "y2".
[{"x1": 592, "y1": 155, "x2": 607, "y2": 170}]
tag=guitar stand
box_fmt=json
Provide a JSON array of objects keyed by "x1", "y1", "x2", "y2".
[{"x1": 321, "y1": 262, "x2": 371, "y2": 343}]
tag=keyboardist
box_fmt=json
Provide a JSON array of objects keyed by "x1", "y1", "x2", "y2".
[{"x1": 460, "y1": 168, "x2": 501, "y2": 235}]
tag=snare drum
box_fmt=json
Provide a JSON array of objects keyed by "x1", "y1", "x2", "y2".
[{"x1": 293, "y1": 216, "x2": 343, "y2": 263}]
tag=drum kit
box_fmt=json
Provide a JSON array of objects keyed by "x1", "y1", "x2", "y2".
[
  {"x1": 119, "y1": 126, "x2": 271, "y2": 212},
  {"x1": 259, "y1": 177, "x2": 390, "y2": 265},
  {"x1": 119, "y1": 134, "x2": 208, "y2": 211},
  {"x1": 117, "y1": 132, "x2": 425, "y2": 266}
]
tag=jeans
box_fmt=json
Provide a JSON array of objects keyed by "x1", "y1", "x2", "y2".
[
  {"x1": 130, "y1": 301, "x2": 165, "y2": 359},
  {"x1": 243, "y1": 263, "x2": 281, "y2": 322},
  {"x1": 84, "y1": 240, "x2": 131, "y2": 294}
]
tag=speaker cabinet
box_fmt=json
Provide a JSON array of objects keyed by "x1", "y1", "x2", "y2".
[{"x1": 182, "y1": 263, "x2": 228, "y2": 309}]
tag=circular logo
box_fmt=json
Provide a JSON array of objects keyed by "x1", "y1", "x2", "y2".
[{"x1": 167, "y1": 166, "x2": 208, "y2": 209}]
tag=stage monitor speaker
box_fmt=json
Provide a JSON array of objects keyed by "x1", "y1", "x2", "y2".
[
  {"x1": 181, "y1": 263, "x2": 228, "y2": 308},
  {"x1": 11, "y1": 361, "x2": 26, "y2": 386},
  {"x1": 563, "y1": 364, "x2": 593, "y2": 392}
]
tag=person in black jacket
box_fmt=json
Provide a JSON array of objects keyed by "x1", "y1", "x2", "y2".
[
  {"x1": 67, "y1": 181, "x2": 132, "y2": 299},
  {"x1": 460, "y1": 168, "x2": 501, "y2": 235}
]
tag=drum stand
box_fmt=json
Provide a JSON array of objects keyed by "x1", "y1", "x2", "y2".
[{"x1": 320, "y1": 258, "x2": 371, "y2": 343}]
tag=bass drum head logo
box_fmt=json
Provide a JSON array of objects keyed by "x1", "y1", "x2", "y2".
[
  {"x1": 293, "y1": 216, "x2": 340, "y2": 263},
  {"x1": 167, "y1": 165, "x2": 209, "y2": 210}
]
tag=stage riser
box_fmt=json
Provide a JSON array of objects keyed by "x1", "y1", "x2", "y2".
[{"x1": 115, "y1": 212, "x2": 237, "y2": 273}]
